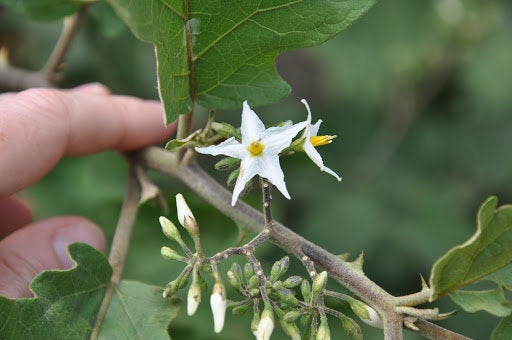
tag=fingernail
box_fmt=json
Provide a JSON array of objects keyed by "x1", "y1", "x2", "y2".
[
  {"x1": 53, "y1": 221, "x2": 101, "y2": 268},
  {"x1": 72, "y1": 82, "x2": 111, "y2": 95}
]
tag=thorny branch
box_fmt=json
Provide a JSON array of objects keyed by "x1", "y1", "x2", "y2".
[{"x1": 137, "y1": 146, "x2": 471, "y2": 340}]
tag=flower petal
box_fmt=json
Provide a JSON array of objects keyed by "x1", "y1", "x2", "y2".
[
  {"x1": 258, "y1": 153, "x2": 290, "y2": 199},
  {"x1": 241, "y1": 101, "x2": 265, "y2": 144},
  {"x1": 232, "y1": 156, "x2": 259, "y2": 205},
  {"x1": 262, "y1": 121, "x2": 307, "y2": 154},
  {"x1": 195, "y1": 137, "x2": 247, "y2": 159}
]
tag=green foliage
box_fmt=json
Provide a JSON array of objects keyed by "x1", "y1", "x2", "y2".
[
  {"x1": 450, "y1": 288, "x2": 511, "y2": 317},
  {"x1": 0, "y1": 243, "x2": 111, "y2": 339},
  {"x1": 492, "y1": 316, "x2": 512, "y2": 340},
  {"x1": 107, "y1": 0, "x2": 377, "y2": 124},
  {"x1": 430, "y1": 196, "x2": 512, "y2": 300},
  {"x1": 0, "y1": 0, "x2": 85, "y2": 21},
  {"x1": 99, "y1": 281, "x2": 181, "y2": 340}
]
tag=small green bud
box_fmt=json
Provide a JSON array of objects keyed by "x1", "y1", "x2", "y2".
[
  {"x1": 215, "y1": 157, "x2": 241, "y2": 171},
  {"x1": 275, "y1": 288, "x2": 299, "y2": 306},
  {"x1": 160, "y1": 246, "x2": 186, "y2": 262},
  {"x1": 227, "y1": 270, "x2": 242, "y2": 291},
  {"x1": 163, "y1": 279, "x2": 181, "y2": 299},
  {"x1": 244, "y1": 262, "x2": 254, "y2": 280},
  {"x1": 283, "y1": 276, "x2": 303, "y2": 288},
  {"x1": 316, "y1": 316, "x2": 330, "y2": 340},
  {"x1": 279, "y1": 319, "x2": 301, "y2": 340},
  {"x1": 272, "y1": 280, "x2": 283, "y2": 290},
  {"x1": 211, "y1": 121, "x2": 241, "y2": 140},
  {"x1": 249, "y1": 288, "x2": 260, "y2": 297},
  {"x1": 227, "y1": 168, "x2": 240, "y2": 187},
  {"x1": 159, "y1": 216, "x2": 184, "y2": 245},
  {"x1": 300, "y1": 313, "x2": 311, "y2": 327},
  {"x1": 251, "y1": 309, "x2": 261, "y2": 336},
  {"x1": 270, "y1": 256, "x2": 289, "y2": 281},
  {"x1": 232, "y1": 302, "x2": 251, "y2": 316},
  {"x1": 248, "y1": 275, "x2": 259, "y2": 290},
  {"x1": 301, "y1": 279, "x2": 311, "y2": 303},
  {"x1": 283, "y1": 310, "x2": 301, "y2": 323},
  {"x1": 231, "y1": 262, "x2": 243, "y2": 279},
  {"x1": 312, "y1": 271, "x2": 328, "y2": 299},
  {"x1": 340, "y1": 315, "x2": 363, "y2": 340}
]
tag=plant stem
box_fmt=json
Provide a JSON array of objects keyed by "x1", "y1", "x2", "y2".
[
  {"x1": 42, "y1": 4, "x2": 91, "y2": 84},
  {"x1": 137, "y1": 146, "x2": 471, "y2": 340},
  {"x1": 90, "y1": 158, "x2": 141, "y2": 340}
]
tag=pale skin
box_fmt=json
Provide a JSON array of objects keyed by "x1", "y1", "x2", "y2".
[{"x1": 0, "y1": 83, "x2": 175, "y2": 298}]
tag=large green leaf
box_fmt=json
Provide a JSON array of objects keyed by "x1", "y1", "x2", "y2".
[
  {"x1": 107, "y1": 0, "x2": 377, "y2": 124},
  {"x1": 99, "y1": 281, "x2": 181, "y2": 339},
  {"x1": 430, "y1": 196, "x2": 512, "y2": 300},
  {"x1": 0, "y1": 0, "x2": 86, "y2": 21},
  {"x1": 491, "y1": 316, "x2": 512, "y2": 340},
  {"x1": 0, "y1": 243, "x2": 112, "y2": 339}
]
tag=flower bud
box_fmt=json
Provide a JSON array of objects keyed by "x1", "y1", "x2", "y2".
[
  {"x1": 244, "y1": 262, "x2": 254, "y2": 280},
  {"x1": 312, "y1": 271, "x2": 328, "y2": 299},
  {"x1": 232, "y1": 302, "x2": 251, "y2": 316},
  {"x1": 279, "y1": 319, "x2": 301, "y2": 340},
  {"x1": 187, "y1": 282, "x2": 201, "y2": 316},
  {"x1": 283, "y1": 310, "x2": 301, "y2": 323},
  {"x1": 160, "y1": 246, "x2": 186, "y2": 262},
  {"x1": 339, "y1": 315, "x2": 362, "y2": 339},
  {"x1": 256, "y1": 306, "x2": 274, "y2": 340},
  {"x1": 210, "y1": 282, "x2": 227, "y2": 333},
  {"x1": 275, "y1": 288, "x2": 299, "y2": 306},
  {"x1": 159, "y1": 216, "x2": 185, "y2": 245},
  {"x1": 301, "y1": 279, "x2": 311, "y2": 303},
  {"x1": 270, "y1": 256, "x2": 289, "y2": 281},
  {"x1": 215, "y1": 157, "x2": 241, "y2": 171},
  {"x1": 283, "y1": 276, "x2": 303, "y2": 289},
  {"x1": 316, "y1": 316, "x2": 330, "y2": 340},
  {"x1": 227, "y1": 270, "x2": 242, "y2": 291},
  {"x1": 176, "y1": 194, "x2": 199, "y2": 235},
  {"x1": 211, "y1": 121, "x2": 241, "y2": 140},
  {"x1": 349, "y1": 300, "x2": 383, "y2": 329},
  {"x1": 163, "y1": 279, "x2": 180, "y2": 299}
]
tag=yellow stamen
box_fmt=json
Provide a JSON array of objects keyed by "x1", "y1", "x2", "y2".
[
  {"x1": 310, "y1": 135, "x2": 336, "y2": 147},
  {"x1": 248, "y1": 141, "x2": 264, "y2": 156}
]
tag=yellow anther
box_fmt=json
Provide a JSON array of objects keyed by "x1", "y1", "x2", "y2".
[
  {"x1": 310, "y1": 135, "x2": 336, "y2": 147},
  {"x1": 248, "y1": 141, "x2": 264, "y2": 156}
]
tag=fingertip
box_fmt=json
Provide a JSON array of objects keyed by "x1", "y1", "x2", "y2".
[
  {"x1": 0, "y1": 216, "x2": 106, "y2": 298},
  {"x1": 71, "y1": 82, "x2": 111, "y2": 95}
]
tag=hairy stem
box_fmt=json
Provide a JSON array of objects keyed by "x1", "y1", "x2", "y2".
[
  {"x1": 90, "y1": 157, "x2": 141, "y2": 339},
  {"x1": 137, "y1": 146, "x2": 470, "y2": 340}
]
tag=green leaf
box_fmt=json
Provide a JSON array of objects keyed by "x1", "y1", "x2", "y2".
[
  {"x1": 0, "y1": 0, "x2": 86, "y2": 21},
  {"x1": 491, "y1": 315, "x2": 512, "y2": 340},
  {"x1": 486, "y1": 263, "x2": 512, "y2": 290},
  {"x1": 99, "y1": 281, "x2": 181, "y2": 340},
  {"x1": 107, "y1": 0, "x2": 377, "y2": 124},
  {"x1": 450, "y1": 287, "x2": 511, "y2": 317},
  {"x1": 430, "y1": 196, "x2": 512, "y2": 300},
  {"x1": 0, "y1": 243, "x2": 112, "y2": 339}
]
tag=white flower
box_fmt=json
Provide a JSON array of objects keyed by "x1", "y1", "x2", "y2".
[
  {"x1": 300, "y1": 99, "x2": 342, "y2": 181},
  {"x1": 195, "y1": 101, "x2": 307, "y2": 206},
  {"x1": 255, "y1": 309, "x2": 274, "y2": 340},
  {"x1": 210, "y1": 282, "x2": 227, "y2": 333}
]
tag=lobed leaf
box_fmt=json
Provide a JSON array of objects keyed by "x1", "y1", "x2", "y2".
[
  {"x1": 0, "y1": 243, "x2": 112, "y2": 339},
  {"x1": 430, "y1": 196, "x2": 512, "y2": 300},
  {"x1": 0, "y1": 0, "x2": 86, "y2": 21},
  {"x1": 107, "y1": 0, "x2": 377, "y2": 124},
  {"x1": 99, "y1": 281, "x2": 181, "y2": 340}
]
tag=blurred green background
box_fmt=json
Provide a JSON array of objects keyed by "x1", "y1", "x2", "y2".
[{"x1": 1, "y1": 0, "x2": 511, "y2": 338}]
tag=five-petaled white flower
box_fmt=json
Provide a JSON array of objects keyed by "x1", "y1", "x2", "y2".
[
  {"x1": 300, "y1": 99, "x2": 342, "y2": 181},
  {"x1": 195, "y1": 101, "x2": 307, "y2": 206}
]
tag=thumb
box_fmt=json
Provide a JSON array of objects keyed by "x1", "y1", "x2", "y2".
[{"x1": 0, "y1": 216, "x2": 106, "y2": 298}]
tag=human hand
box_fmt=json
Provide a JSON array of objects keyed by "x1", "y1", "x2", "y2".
[{"x1": 0, "y1": 83, "x2": 175, "y2": 298}]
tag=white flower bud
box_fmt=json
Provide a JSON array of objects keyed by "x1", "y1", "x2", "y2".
[
  {"x1": 176, "y1": 194, "x2": 199, "y2": 234},
  {"x1": 210, "y1": 282, "x2": 227, "y2": 333},
  {"x1": 187, "y1": 283, "x2": 201, "y2": 316},
  {"x1": 256, "y1": 307, "x2": 274, "y2": 340},
  {"x1": 316, "y1": 316, "x2": 330, "y2": 340}
]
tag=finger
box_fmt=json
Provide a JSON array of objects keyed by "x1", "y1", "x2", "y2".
[
  {"x1": 0, "y1": 196, "x2": 32, "y2": 239},
  {"x1": 0, "y1": 216, "x2": 106, "y2": 298},
  {"x1": 0, "y1": 86, "x2": 176, "y2": 197}
]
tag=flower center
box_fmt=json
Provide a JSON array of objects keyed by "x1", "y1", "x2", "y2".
[
  {"x1": 248, "y1": 141, "x2": 264, "y2": 156},
  {"x1": 310, "y1": 135, "x2": 336, "y2": 147}
]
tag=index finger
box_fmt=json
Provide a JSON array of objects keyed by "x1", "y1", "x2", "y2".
[{"x1": 0, "y1": 86, "x2": 175, "y2": 198}]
